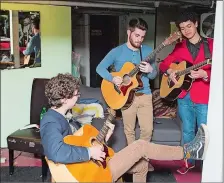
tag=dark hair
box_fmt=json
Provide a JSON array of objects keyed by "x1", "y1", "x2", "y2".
[
  {"x1": 32, "y1": 17, "x2": 40, "y2": 30},
  {"x1": 128, "y1": 18, "x2": 148, "y2": 32},
  {"x1": 45, "y1": 73, "x2": 80, "y2": 108},
  {"x1": 175, "y1": 11, "x2": 199, "y2": 28}
]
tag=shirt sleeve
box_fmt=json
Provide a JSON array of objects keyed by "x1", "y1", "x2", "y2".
[
  {"x1": 40, "y1": 121, "x2": 90, "y2": 164},
  {"x1": 147, "y1": 58, "x2": 158, "y2": 79},
  {"x1": 23, "y1": 36, "x2": 36, "y2": 55},
  {"x1": 159, "y1": 44, "x2": 180, "y2": 73},
  {"x1": 96, "y1": 48, "x2": 116, "y2": 82}
]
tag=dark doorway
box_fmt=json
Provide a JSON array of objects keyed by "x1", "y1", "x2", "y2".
[{"x1": 90, "y1": 15, "x2": 119, "y2": 88}]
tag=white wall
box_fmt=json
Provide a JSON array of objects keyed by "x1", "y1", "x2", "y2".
[
  {"x1": 0, "y1": 3, "x2": 72, "y2": 147},
  {"x1": 72, "y1": 13, "x2": 90, "y2": 86},
  {"x1": 202, "y1": 1, "x2": 223, "y2": 182}
]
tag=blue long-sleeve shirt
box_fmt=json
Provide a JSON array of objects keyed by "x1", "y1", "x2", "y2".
[
  {"x1": 96, "y1": 43, "x2": 157, "y2": 94},
  {"x1": 40, "y1": 109, "x2": 90, "y2": 164},
  {"x1": 23, "y1": 33, "x2": 41, "y2": 63}
]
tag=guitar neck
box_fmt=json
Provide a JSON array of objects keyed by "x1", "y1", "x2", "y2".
[
  {"x1": 177, "y1": 59, "x2": 211, "y2": 76},
  {"x1": 96, "y1": 113, "x2": 114, "y2": 143},
  {"x1": 129, "y1": 43, "x2": 166, "y2": 77},
  {"x1": 143, "y1": 43, "x2": 166, "y2": 63}
]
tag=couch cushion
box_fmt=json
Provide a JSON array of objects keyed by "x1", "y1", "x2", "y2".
[
  {"x1": 79, "y1": 85, "x2": 108, "y2": 110},
  {"x1": 91, "y1": 116, "x2": 127, "y2": 153},
  {"x1": 91, "y1": 116, "x2": 182, "y2": 153},
  {"x1": 136, "y1": 118, "x2": 182, "y2": 143}
]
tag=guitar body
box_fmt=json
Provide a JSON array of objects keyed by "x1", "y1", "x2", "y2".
[
  {"x1": 47, "y1": 124, "x2": 115, "y2": 182},
  {"x1": 160, "y1": 61, "x2": 194, "y2": 101},
  {"x1": 101, "y1": 62, "x2": 143, "y2": 110}
]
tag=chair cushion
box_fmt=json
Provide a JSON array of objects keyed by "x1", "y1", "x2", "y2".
[
  {"x1": 7, "y1": 129, "x2": 43, "y2": 154},
  {"x1": 92, "y1": 116, "x2": 182, "y2": 153}
]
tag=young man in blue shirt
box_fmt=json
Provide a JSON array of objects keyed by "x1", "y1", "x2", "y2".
[
  {"x1": 40, "y1": 73, "x2": 210, "y2": 182},
  {"x1": 23, "y1": 17, "x2": 41, "y2": 66},
  {"x1": 96, "y1": 18, "x2": 157, "y2": 172}
]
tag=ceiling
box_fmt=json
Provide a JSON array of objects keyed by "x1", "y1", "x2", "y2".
[
  {"x1": 4, "y1": 0, "x2": 216, "y2": 14},
  {"x1": 5, "y1": 0, "x2": 215, "y2": 8},
  {"x1": 65, "y1": 0, "x2": 215, "y2": 7}
]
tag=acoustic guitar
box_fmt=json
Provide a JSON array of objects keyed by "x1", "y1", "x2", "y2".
[
  {"x1": 101, "y1": 31, "x2": 182, "y2": 110},
  {"x1": 160, "y1": 59, "x2": 212, "y2": 101},
  {"x1": 46, "y1": 108, "x2": 118, "y2": 183}
]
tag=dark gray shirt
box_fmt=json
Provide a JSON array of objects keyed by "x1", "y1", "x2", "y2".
[{"x1": 186, "y1": 38, "x2": 203, "y2": 60}]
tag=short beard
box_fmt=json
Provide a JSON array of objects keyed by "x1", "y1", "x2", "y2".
[{"x1": 129, "y1": 34, "x2": 141, "y2": 49}]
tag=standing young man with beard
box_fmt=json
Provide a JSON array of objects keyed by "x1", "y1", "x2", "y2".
[
  {"x1": 159, "y1": 11, "x2": 213, "y2": 174},
  {"x1": 96, "y1": 18, "x2": 157, "y2": 175}
]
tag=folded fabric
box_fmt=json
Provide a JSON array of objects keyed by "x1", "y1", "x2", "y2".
[
  {"x1": 77, "y1": 98, "x2": 100, "y2": 104},
  {"x1": 72, "y1": 103, "x2": 104, "y2": 126}
]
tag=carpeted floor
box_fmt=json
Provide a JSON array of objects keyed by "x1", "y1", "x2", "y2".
[
  {"x1": 1, "y1": 167, "x2": 50, "y2": 182},
  {"x1": 123, "y1": 170, "x2": 176, "y2": 182},
  {"x1": 1, "y1": 167, "x2": 176, "y2": 182}
]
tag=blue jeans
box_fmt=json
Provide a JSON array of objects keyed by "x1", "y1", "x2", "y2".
[{"x1": 177, "y1": 93, "x2": 208, "y2": 165}]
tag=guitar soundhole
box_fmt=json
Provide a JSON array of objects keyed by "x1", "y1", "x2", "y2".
[
  {"x1": 167, "y1": 76, "x2": 180, "y2": 88},
  {"x1": 114, "y1": 74, "x2": 133, "y2": 96},
  {"x1": 122, "y1": 74, "x2": 131, "y2": 85},
  {"x1": 119, "y1": 74, "x2": 133, "y2": 96}
]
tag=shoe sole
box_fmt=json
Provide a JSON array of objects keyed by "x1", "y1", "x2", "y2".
[{"x1": 201, "y1": 124, "x2": 210, "y2": 160}]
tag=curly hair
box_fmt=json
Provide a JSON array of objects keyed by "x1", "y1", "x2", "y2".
[
  {"x1": 175, "y1": 11, "x2": 199, "y2": 28},
  {"x1": 45, "y1": 73, "x2": 81, "y2": 108}
]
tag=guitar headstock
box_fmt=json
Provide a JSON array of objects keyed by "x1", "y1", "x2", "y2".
[
  {"x1": 106, "y1": 108, "x2": 116, "y2": 123},
  {"x1": 163, "y1": 31, "x2": 182, "y2": 46}
]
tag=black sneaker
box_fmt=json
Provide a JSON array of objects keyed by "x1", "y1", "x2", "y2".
[{"x1": 184, "y1": 124, "x2": 210, "y2": 160}]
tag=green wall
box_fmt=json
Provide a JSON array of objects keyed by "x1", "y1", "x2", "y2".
[{"x1": 0, "y1": 3, "x2": 71, "y2": 147}]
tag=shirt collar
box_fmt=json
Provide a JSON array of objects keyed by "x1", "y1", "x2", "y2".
[{"x1": 186, "y1": 37, "x2": 203, "y2": 49}]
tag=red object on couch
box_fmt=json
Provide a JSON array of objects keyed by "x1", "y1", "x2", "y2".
[{"x1": 0, "y1": 41, "x2": 26, "y2": 52}]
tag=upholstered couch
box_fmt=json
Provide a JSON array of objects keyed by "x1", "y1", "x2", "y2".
[{"x1": 79, "y1": 85, "x2": 183, "y2": 153}]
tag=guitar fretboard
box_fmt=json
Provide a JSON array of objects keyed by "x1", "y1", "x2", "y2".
[
  {"x1": 129, "y1": 43, "x2": 165, "y2": 77},
  {"x1": 96, "y1": 114, "x2": 114, "y2": 143},
  {"x1": 176, "y1": 59, "x2": 211, "y2": 76}
]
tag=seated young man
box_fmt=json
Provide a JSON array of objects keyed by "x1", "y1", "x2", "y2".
[{"x1": 40, "y1": 73, "x2": 210, "y2": 183}]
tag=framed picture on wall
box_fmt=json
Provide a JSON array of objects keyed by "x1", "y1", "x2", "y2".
[
  {"x1": 0, "y1": 10, "x2": 12, "y2": 69},
  {"x1": 18, "y1": 11, "x2": 41, "y2": 67}
]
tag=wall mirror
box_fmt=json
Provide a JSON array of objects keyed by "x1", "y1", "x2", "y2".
[{"x1": 0, "y1": 10, "x2": 41, "y2": 70}]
